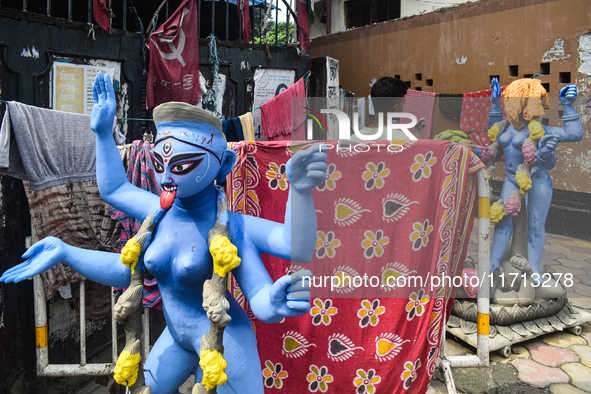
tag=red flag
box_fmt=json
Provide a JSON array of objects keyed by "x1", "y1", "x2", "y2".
[
  {"x1": 147, "y1": 0, "x2": 200, "y2": 109},
  {"x1": 238, "y1": 0, "x2": 252, "y2": 42},
  {"x1": 93, "y1": 0, "x2": 111, "y2": 32},
  {"x1": 297, "y1": 0, "x2": 310, "y2": 54}
]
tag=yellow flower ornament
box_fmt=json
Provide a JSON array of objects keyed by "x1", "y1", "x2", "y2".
[
  {"x1": 516, "y1": 172, "x2": 532, "y2": 194},
  {"x1": 209, "y1": 234, "x2": 241, "y2": 277},
  {"x1": 490, "y1": 203, "x2": 506, "y2": 224},
  {"x1": 120, "y1": 237, "x2": 141, "y2": 274},
  {"x1": 488, "y1": 123, "x2": 500, "y2": 142}
]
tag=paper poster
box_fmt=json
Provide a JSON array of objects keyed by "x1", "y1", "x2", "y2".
[
  {"x1": 52, "y1": 62, "x2": 120, "y2": 115},
  {"x1": 200, "y1": 73, "x2": 227, "y2": 119},
  {"x1": 252, "y1": 68, "x2": 295, "y2": 140}
]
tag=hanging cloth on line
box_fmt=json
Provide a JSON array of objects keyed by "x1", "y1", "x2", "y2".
[
  {"x1": 403, "y1": 89, "x2": 437, "y2": 139},
  {"x1": 239, "y1": 112, "x2": 255, "y2": 141},
  {"x1": 0, "y1": 100, "x2": 124, "y2": 190},
  {"x1": 110, "y1": 140, "x2": 163, "y2": 309},
  {"x1": 222, "y1": 117, "x2": 245, "y2": 142},
  {"x1": 260, "y1": 77, "x2": 306, "y2": 140}
]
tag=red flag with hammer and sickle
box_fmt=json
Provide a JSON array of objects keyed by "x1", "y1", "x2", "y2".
[{"x1": 146, "y1": 0, "x2": 200, "y2": 109}]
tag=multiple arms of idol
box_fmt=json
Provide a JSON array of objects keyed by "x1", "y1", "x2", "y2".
[
  {"x1": 227, "y1": 145, "x2": 327, "y2": 323},
  {"x1": 1, "y1": 72, "x2": 328, "y2": 323},
  {"x1": 488, "y1": 77, "x2": 582, "y2": 171}
]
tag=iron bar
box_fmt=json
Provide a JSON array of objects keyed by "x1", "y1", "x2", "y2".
[
  {"x1": 274, "y1": 0, "x2": 278, "y2": 44},
  {"x1": 142, "y1": 309, "x2": 150, "y2": 361},
  {"x1": 111, "y1": 291, "x2": 118, "y2": 363},
  {"x1": 225, "y1": 0, "x2": 229, "y2": 40},
  {"x1": 279, "y1": 0, "x2": 296, "y2": 21},
  {"x1": 34, "y1": 275, "x2": 49, "y2": 375},
  {"x1": 211, "y1": 0, "x2": 216, "y2": 35},
  {"x1": 123, "y1": 0, "x2": 127, "y2": 30},
  {"x1": 198, "y1": 0, "x2": 202, "y2": 37},
  {"x1": 80, "y1": 280, "x2": 87, "y2": 366},
  {"x1": 285, "y1": 0, "x2": 289, "y2": 44}
]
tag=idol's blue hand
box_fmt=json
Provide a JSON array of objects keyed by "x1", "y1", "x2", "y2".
[
  {"x1": 538, "y1": 135, "x2": 558, "y2": 161},
  {"x1": 269, "y1": 269, "x2": 312, "y2": 317},
  {"x1": 559, "y1": 84, "x2": 577, "y2": 106},
  {"x1": 0, "y1": 237, "x2": 66, "y2": 283},
  {"x1": 90, "y1": 72, "x2": 117, "y2": 136},
  {"x1": 491, "y1": 77, "x2": 501, "y2": 111},
  {"x1": 286, "y1": 144, "x2": 327, "y2": 193},
  {"x1": 491, "y1": 77, "x2": 501, "y2": 98}
]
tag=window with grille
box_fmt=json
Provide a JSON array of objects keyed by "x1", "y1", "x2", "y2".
[{"x1": 346, "y1": 0, "x2": 401, "y2": 29}]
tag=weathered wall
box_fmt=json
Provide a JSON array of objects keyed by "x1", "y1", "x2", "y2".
[{"x1": 311, "y1": 0, "x2": 591, "y2": 193}]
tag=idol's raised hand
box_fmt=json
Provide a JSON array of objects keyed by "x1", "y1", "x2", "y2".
[
  {"x1": 491, "y1": 77, "x2": 501, "y2": 98},
  {"x1": 286, "y1": 144, "x2": 327, "y2": 193},
  {"x1": 268, "y1": 269, "x2": 313, "y2": 318},
  {"x1": 90, "y1": 72, "x2": 117, "y2": 136},
  {"x1": 0, "y1": 237, "x2": 67, "y2": 283},
  {"x1": 491, "y1": 77, "x2": 501, "y2": 111},
  {"x1": 559, "y1": 84, "x2": 577, "y2": 106}
]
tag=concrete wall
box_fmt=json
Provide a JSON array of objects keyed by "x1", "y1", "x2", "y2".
[
  {"x1": 401, "y1": 0, "x2": 468, "y2": 18},
  {"x1": 311, "y1": 0, "x2": 591, "y2": 194}
]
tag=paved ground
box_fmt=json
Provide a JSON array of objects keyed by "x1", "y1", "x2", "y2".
[{"x1": 428, "y1": 230, "x2": 591, "y2": 394}]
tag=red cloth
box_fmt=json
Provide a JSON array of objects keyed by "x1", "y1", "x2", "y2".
[
  {"x1": 146, "y1": 0, "x2": 200, "y2": 109},
  {"x1": 260, "y1": 78, "x2": 306, "y2": 139},
  {"x1": 227, "y1": 140, "x2": 484, "y2": 393},
  {"x1": 297, "y1": 0, "x2": 311, "y2": 54},
  {"x1": 93, "y1": 0, "x2": 111, "y2": 32},
  {"x1": 468, "y1": 129, "x2": 493, "y2": 147},
  {"x1": 403, "y1": 89, "x2": 437, "y2": 139},
  {"x1": 110, "y1": 141, "x2": 163, "y2": 309},
  {"x1": 459, "y1": 86, "x2": 506, "y2": 135},
  {"x1": 238, "y1": 0, "x2": 252, "y2": 42},
  {"x1": 268, "y1": 134, "x2": 292, "y2": 141}
]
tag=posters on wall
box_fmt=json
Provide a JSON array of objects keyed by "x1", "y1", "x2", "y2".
[
  {"x1": 252, "y1": 68, "x2": 296, "y2": 140},
  {"x1": 200, "y1": 73, "x2": 227, "y2": 119},
  {"x1": 52, "y1": 61, "x2": 121, "y2": 115},
  {"x1": 326, "y1": 57, "x2": 340, "y2": 139}
]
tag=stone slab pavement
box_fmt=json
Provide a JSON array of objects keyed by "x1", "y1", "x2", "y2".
[{"x1": 429, "y1": 231, "x2": 591, "y2": 393}]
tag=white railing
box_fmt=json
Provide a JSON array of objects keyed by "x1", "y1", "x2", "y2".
[
  {"x1": 29, "y1": 226, "x2": 151, "y2": 378},
  {"x1": 439, "y1": 168, "x2": 491, "y2": 393}
]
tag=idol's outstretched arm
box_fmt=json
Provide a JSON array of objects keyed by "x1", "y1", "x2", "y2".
[
  {"x1": 242, "y1": 144, "x2": 327, "y2": 263},
  {"x1": 0, "y1": 236, "x2": 130, "y2": 288}
]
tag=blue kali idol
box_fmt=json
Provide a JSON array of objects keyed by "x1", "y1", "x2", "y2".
[{"x1": 1, "y1": 72, "x2": 327, "y2": 393}]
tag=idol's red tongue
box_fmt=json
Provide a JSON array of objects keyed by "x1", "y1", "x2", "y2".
[{"x1": 160, "y1": 189, "x2": 177, "y2": 209}]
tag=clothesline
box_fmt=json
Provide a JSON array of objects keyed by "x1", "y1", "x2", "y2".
[
  {"x1": 2, "y1": 79, "x2": 503, "y2": 141},
  {"x1": 0, "y1": 100, "x2": 258, "y2": 125},
  {"x1": 0, "y1": 99, "x2": 153, "y2": 121}
]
